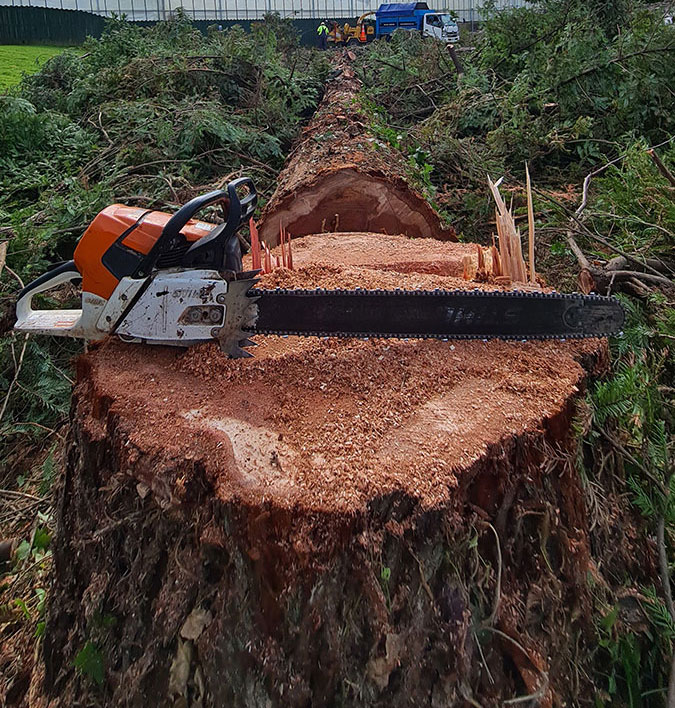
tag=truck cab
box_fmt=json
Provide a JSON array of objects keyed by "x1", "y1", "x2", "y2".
[{"x1": 421, "y1": 12, "x2": 459, "y2": 43}]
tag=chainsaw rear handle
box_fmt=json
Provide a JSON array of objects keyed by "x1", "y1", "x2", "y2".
[
  {"x1": 136, "y1": 178, "x2": 257, "y2": 276},
  {"x1": 181, "y1": 177, "x2": 257, "y2": 271},
  {"x1": 222, "y1": 177, "x2": 258, "y2": 230},
  {"x1": 16, "y1": 260, "x2": 81, "y2": 311},
  {"x1": 15, "y1": 260, "x2": 83, "y2": 331}
]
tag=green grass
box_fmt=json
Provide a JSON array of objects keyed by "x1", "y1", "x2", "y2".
[{"x1": 0, "y1": 45, "x2": 70, "y2": 89}]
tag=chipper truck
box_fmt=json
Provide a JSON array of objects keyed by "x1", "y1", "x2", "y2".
[
  {"x1": 375, "y1": 2, "x2": 459, "y2": 43},
  {"x1": 328, "y1": 2, "x2": 459, "y2": 45}
]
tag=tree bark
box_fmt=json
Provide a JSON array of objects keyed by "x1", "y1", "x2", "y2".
[{"x1": 256, "y1": 55, "x2": 456, "y2": 246}]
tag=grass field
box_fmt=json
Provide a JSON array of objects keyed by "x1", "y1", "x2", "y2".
[{"x1": 0, "y1": 45, "x2": 70, "y2": 89}]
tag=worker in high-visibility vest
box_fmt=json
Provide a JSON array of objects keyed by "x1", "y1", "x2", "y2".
[{"x1": 317, "y1": 21, "x2": 329, "y2": 50}]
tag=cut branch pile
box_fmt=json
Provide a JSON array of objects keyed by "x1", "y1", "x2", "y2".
[{"x1": 564, "y1": 147, "x2": 675, "y2": 296}]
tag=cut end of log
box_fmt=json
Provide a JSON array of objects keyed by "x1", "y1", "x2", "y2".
[
  {"x1": 256, "y1": 55, "x2": 455, "y2": 246},
  {"x1": 258, "y1": 169, "x2": 455, "y2": 245}
]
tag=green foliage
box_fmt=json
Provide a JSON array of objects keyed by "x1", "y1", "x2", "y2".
[
  {"x1": 596, "y1": 618, "x2": 643, "y2": 706},
  {"x1": 594, "y1": 589, "x2": 674, "y2": 706},
  {"x1": 0, "y1": 337, "x2": 76, "y2": 444},
  {"x1": 14, "y1": 540, "x2": 31, "y2": 563},
  {"x1": 464, "y1": 3, "x2": 674, "y2": 181},
  {"x1": 357, "y1": 30, "x2": 457, "y2": 123},
  {"x1": 74, "y1": 641, "x2": 105, "y2": 686},
  {"x1": 33, "y1": 527, "x2": 51, "y2": 552},
  {"x1": 588, "y1": 141, "x2": 675, "y2": 258},
  {"x1": 357, "y1": 1, "x2": 674, "y2": 240},
  {"x1": 14, "y1": 523, "x2": 52, "y2": 566},
  {"x1": 643, "y1": 586, "x2": 675, "y2": 645},
  {"x1": 379, "y1": 566, "x2": 392, "y2": 610},
  {"x1": 251, "y1": 12, "x2": 301, "y2": 54},
  {"x1": 13, "y1": 598, "x2": 30, "y2": 620},
  {"x1": 586, "y1": 277, "x2": 674, "y2": 700},
  {"x1": 38, "y1": 447, "x2": 57, "y2": 496}
]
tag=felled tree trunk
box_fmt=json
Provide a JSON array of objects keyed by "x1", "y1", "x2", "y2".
[
  {"x1": 256, "y1": 55, "x2": 455, "y2": 246},
  {"x1": 39, "y1": 233, "x2": 611, "y2": 707}
]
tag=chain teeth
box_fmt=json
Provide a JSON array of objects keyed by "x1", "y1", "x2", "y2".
[
  {"x1": 245, "y1": 287, "x2": 624, "y2": 342},
  {"x1": 249, "y1": 287, "x2": 618, "y2": 301},
  {"x1": 247, "y1": 329, "x2": 606, "y2": 341}
]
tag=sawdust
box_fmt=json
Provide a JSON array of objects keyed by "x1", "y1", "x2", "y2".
[
  {"x1": 79, "y1": 235, "x2": 603, "y2": 513},
  {"x1": 255, "y1": 262, "x2": 542, "y2": 292}
]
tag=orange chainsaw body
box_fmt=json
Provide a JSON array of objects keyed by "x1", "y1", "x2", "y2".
[{"x1": 73, "y1": 205, "x2": 218, "y2": 300}]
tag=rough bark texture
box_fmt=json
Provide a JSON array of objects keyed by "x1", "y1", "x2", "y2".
[
  {"x1": 256, "y1": 57, "x2": 455, "y2": 246},
  {"x1": 38, "y1": 232, "x2": 614, "y2": 707}
]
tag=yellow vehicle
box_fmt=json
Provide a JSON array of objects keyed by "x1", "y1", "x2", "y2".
[{"x1": 328, "y1": 12, "x2": 375, "y2": 44}]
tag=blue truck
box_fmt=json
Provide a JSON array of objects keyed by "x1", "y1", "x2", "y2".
[{"x1": 375, "y1": 2, "x2": 459, "y2": 43}]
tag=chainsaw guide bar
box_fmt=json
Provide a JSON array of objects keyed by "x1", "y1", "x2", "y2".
[{"x1": 248, "y1": 286, "x2": 625, "y2": 343}]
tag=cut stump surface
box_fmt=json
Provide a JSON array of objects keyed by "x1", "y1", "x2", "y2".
[{"x1": 82, "y1": 322, "x2": 600, "y2": 513}]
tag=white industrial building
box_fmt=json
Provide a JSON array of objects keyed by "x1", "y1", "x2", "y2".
[{"x1": 0, "y1": 0, "x2": 526, "y2": 23}]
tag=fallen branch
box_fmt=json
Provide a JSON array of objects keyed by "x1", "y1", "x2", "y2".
[
  {"x1": 589, "y1": 234, "x2": 673, "y2": 278},
  {"x1": 373, "y1": 57, "x2": 405, "y2": 71},
  {"x1": 660, "y1": 448, "x2": 675, "y2": 708},
  {"x1": 0, "y1": 241, "x2": 7, "y2": 278},
  {"x1": 446, "y1": 44, "x2": 464, "y2": 76},
  {"x1": 555, "y1": 44, "x2": 675, "y2": 88},
  {"x1": 658, "y1": 516, "x2": 675, "y2": 623},
  {"x1": 597, "y1": 428, "x2": 667, "y2": 497},
  {"x1": 601, "y1": 270, "x2": 673, "y2": 287},
  {"x1": 481, "y1": 627, "x2": 549, "y2": 705},
  {"x1": 536, "y1": 147, "x2": 675, "y2": 293},
  {"x1": 525, "y1": 162, "x2": 536, "y2": 284},
  {"x1": 0, "y1": 335, "x2": 29, "y2": 425},
  {"x1": 668, "y1": 651, "x2": 675, "y2": 708},
  {"x1": 482, "y1": 521, "x2": 502, "y2": 626},
  {"x1": 565, "y1": 232, "x2": 590, "y2": 269},
  {"x1": 4, "y1": 265, "x2": 24, "y2": 290},
  {"x1": 648, "y1": 149, "x2": 675, "y2": 190}
]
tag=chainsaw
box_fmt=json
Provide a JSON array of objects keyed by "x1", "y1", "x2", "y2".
[{"x1": 15, "y1": 178, "x2": 625, "y2": 357}]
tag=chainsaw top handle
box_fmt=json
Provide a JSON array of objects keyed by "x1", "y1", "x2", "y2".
[{"x1": 135, "y1": 177, "x2": 257, "y2": 277}]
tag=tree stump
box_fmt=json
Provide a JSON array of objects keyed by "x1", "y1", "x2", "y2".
[
  {"x1": 256, "y1": 60, "x2": 455, "y2": 246},
  {"x1": 41, "y1": 232, "x2": 609, "y2": 706}
]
